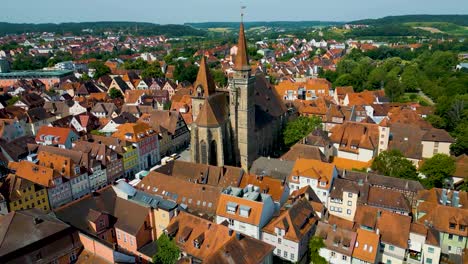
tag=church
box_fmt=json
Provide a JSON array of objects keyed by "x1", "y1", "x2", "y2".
[{"x1": 190, "y1": 22, "x2": 288, "y2": 171}]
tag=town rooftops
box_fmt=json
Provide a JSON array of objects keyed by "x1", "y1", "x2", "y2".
[
  {"x1": 112, "y1": 181, "x2": 178, "y2": 211},
  {"x1": 376, "y1": 209, "x2": 412, "y2": 248},
  {"x1": 262, "y1": 198, "x2": 317, "y2": 242},
  {"x1": 329, "y1": 121, "x2": 379, "y2": 151},
  {"x1": 217, "y1": 186, "x2": 272, "y2": 226},
  {"x1": 111, "y1": 122, "x2": 156, "y2": 143},
  {"x1": 9, "y1": 160, "x2": 58, "y2": 188},
  {"x1": 239, "y1": 174, "x2": 287, "y2": 203},
  {"x1": 281, "y1": 144, "x2": 326, "y2": 162},
  {"x1": 35, "y1": 126, "x2": 76, "y2": 145},
  {"x1": 55, "y1": 186, "x2": 150, "y2": 236},
  {"x1": 251, "y1": 157, "x2": 294, "y2": 181},
  {"x1": 367, "y1": 187, "x2": 411, "y2": 214},
  {"x1": 165, "y1": 211, "x2": 233, "y2": 261},
  {"x1": 352, "y1": 228, "x2": 379, "y2": 263},
  {"x1": 316, "y1": 221, "x2": 356, "y2": 256},
  {"x1": 136, "y1": 171, "x2": 222, "y2": 216},
  {"x1": 340, "y1": 170, "x2": 424, "y2": 193},
  {"x1": 204, "y1": 233, "x2": 275, "y2": 264},
  {"x1": 289, "y1": 158, "x2": 336, "y2": 189},
  {"x1": 154, "y1": 160, "x2": 243, "y2": 188},
  {"x1": 0, "y1": 209, "x2": 71, "y2": 258}
]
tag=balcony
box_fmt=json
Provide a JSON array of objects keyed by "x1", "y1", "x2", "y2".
[{"x1": 407, "y1": 250, "x2": 422, "y2": 264}]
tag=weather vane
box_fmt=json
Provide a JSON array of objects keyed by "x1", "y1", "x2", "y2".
[{"x1": 241, "y1": 3, "x2": 246, "y2": 22}]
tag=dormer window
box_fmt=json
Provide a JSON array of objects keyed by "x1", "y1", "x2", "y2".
[
  {"x1": 320, "y1": 181, "x2": 326, "y2": 187},
  {"x1": 226, "y1": 202, "x2": 237, "y2": 214},
  {"x1": 449, "y1": 223, "x2": 456, "y2": 229},
  {"x1": 239, "y1": 205, "x2": 251, "y2": 217}
]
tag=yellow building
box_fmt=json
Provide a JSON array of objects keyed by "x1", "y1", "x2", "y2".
[
  {"x1": 8, "y1": 174, "x2": 51, "y2": 212},
  {"x1": 122, "y1": 144, "x2": 139, "y2": 178}
]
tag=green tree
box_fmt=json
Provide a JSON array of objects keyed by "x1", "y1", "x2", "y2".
[
  {"x1": 152, "y1": 234, "x2": 180, "y2": 264},
  {"x1": 124, "y1": 58, "x2": 149, "y2": 70},
  {"x1": 384, "y1": 75, "x2": 404, "y2": 102},
  {"x1": 141, "y1": 62, "x2": 164, "y2": 79},
  {"x1": 401, "y1": 65, "x2": 421, "y2": 92},
  {"x1": 309, "y1": 236, "x2": 327, "y2": 264},
  {"x1": 420, "y1": 154, "x2": 456, "y2": 188},
  {"x1": 80, "y1": 73, "x2": 92, "y2": 81},
  {"x1": 89, "y1": 61, "x2": 111, "y2": 79},
  {"x1": 371, "y1": 150, "x2": 419, "y2": 180},
  {"x1": 283, "y1": 116, "x2": 322, "y2": 147},
  {"x1": 6, "y1": 96, "x2": 19, "y2": 106},
  {"x1": 109, "y1": 88, "x2": 123, "y2": 99},
  {"x1": 451, "y1": 121, "x2": 468, "y2": 156},
  {"x1": 212, "y1": 69, "x2": 227, "y2": 87},
  {"x1": 365, "y1": 67, "x2": 386, "y2": 90},
  {"x1": 334, "y1": 73, "x2": 357, "y2": 87},
  {"x1": 174, "y1": 63, "x2": 198, "y2": 83},
  {"x1": 425, "y1": 115, "x2": 446, "y2": 129}
]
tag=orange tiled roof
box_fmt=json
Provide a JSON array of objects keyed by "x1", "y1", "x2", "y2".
[
  {"x1": 37, "y1": 151, "x2": 76, "y2": 179},
  {"x1": 262, "y1": 198, "x2": 317, "y2": 242},
  {"x1": 216, "y1": 193, "x2": 265, "y2": 226},
  {"x1": 353, "y1": 228, "x2": 380, "y2": 263},
  {"x1": 332, "y1": 157, "x2": 372, "y2": 170},
  {"x1": 111, "y1": 122, "x2": 155, "y2": 143},
  {"x1": 10, "y1": 160, "x2": 57, "y2": 188},
  {"x1": 35, "y1": 126, "x2": 75, "y2": 145},
  {"x1": 289, "y1": 159, "x2": 336, "y2": 189},
  {"x1": 166, "y1": 211, "x2": 234, "y2": 261},
  {"x1": 239, "y1": 174, "x2": 286, "y2": 203}
]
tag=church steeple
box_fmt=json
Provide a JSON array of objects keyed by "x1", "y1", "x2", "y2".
[
  {"x1": 194, "y1": 55, "x2": 216, "y2": 97},
  {"x1": 234, "y1": 22, "x2": 250, "y2": 71}
]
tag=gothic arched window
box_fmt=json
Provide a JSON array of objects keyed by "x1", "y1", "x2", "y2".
[
  {"x1": 210, "y1": 140, "x2": 217, "y2": 166},
  {"x1": 200, "y1": 140, "x2": 207, "y2": 164},
  {"x1": 196, "y1": 85, "x2": 203, "y2": 97}
]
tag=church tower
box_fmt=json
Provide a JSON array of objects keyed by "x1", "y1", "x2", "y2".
[
  {"x1": 191, "y1": 55, "x2": 216, "y2": 121},
  {"x1": 229, "y1": 21, "x2": 257, "y2": 171}
]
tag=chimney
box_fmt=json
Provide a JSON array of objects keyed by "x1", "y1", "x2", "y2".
[{"x1": 33, "y1": 217, "x2": 43, "y2": 225}]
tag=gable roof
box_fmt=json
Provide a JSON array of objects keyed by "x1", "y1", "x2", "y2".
[
  {"x1": 352, "y1": 228, "x2": 379, "y2": 263},
  {"x1": 216, "y1": 192, "x2": 267, "y2": 226},
  {"x1": 329, "y1": 122, "x2": 379, "y2": 152},
  {"x1": 289, "y1": 159, "x2": 336, "y2": 189},
  {"x1": 55, "y1": 186, "x2": 149, "y2": 236},
  {"x1": 35, "y1": 126, "x2": 76, "y2": 145},
  {"x1": 376, "y1": 209, "x2": 411, "y2": 248},
  {"x1": 204, "y1": 234, "x2": 274, "y2": 264},
  {"x1": 165, "y1": 211, "x2": 233, "y2": 261},
  {"x1": 10, "y1": 160, "x2": 57, "y2": 188},
  {"x1": 137, "y1": 171, "x2": 222, "y2": 216},
  {"x1": 0, "y1": 209, "x2": 70, "y2": 258},
  {"x1": 195, "y1": 93, "x2": 229, "y2": 127},
  {"x1": 262, "y1": 198, "x2": 317, "y2": 242}
]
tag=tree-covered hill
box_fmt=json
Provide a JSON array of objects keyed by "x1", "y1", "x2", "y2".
[
  {"x1": 0, "y1": 22, "x2": 207, "y2": 37},
  {"x1": 350, "y1": 15, "x2": 468, "y2": 26},
  {"x1": 186, "y1": 21, "x2": 343, "y2": 30}
]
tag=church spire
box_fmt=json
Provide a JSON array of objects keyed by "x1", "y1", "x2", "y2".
[
  {"x1": 194, "y1": 55, "x2": 216, "y2": 97},
  {"x1": 234, "y1": 21, "x2": 250, "y2": 71}
]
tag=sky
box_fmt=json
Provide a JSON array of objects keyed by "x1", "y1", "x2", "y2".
[{"x1": 2, "y1": 0, "x2": 468, "y2": 24}]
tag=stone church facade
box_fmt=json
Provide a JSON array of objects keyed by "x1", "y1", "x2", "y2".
[{"x1": 191, "y1": 23, "x2": 288, "y2": 171}]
